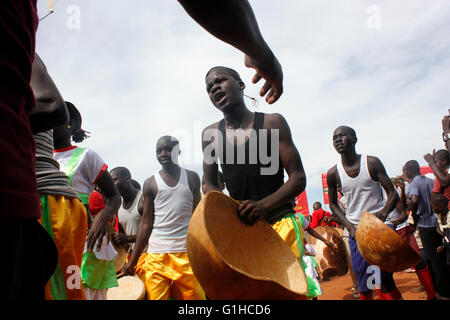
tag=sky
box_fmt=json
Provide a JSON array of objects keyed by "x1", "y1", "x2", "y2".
[{"x1": 35, "y1": 0, "x2": 450, "y2": 212}]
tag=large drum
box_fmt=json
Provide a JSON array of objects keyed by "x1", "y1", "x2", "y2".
[
  {"x1": 356, "y1": 212, "x2": 422, "y2": 272},
  {"x1": 106, "y1": 275, "x2": 146, "y2": 300},
  {"x1": 305, "y1": 226, "x2": 348, "y2": 279},
  {"x1": 108, "y1": 224, "x2": 128, "y2": 273},
  {"x1": 187, "y1": 191, "x2": 307, "y2": 300}
]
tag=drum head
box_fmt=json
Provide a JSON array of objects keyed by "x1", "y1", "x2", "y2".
[{"x1": 106, "y1": 275, "x2": 145, "y2": 300}]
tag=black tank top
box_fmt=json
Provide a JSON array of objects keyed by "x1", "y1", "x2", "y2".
[{"x1": 218, "y1": 112, "x2": 293, "y2": 224}]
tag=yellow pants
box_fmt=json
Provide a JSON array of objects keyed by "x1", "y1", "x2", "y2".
[
  {"x1": 272, "y1": 216, "x2": 302, "y2": 259},
  {"x1": 39, "y1": 194, "x2": 88, "y2": 300},
  {"x1": 135, "y1": 252, "x2": 205, "y2": 300}
]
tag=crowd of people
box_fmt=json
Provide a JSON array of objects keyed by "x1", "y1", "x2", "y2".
[{"x1": 1, "y1": 1, "x2": 448, "y2": 301}]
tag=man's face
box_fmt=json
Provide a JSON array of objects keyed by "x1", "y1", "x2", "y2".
[
  {"x1": 332, "y1": 127, "x2": 355, "y2": 154},
  {"x1": 156, "y1": 140, "x2": 179, "y2": 166},
  {"x1": 435, "y1": 157, "x2": 449, "y2": 171},
  {"x1": 111, "y1": 171, "x2": 128, "y2": 195},
  {"x1": 205, "y1": 69, "x2": 244, "y2": 112}
]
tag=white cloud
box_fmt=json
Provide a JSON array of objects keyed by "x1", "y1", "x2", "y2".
[{"x1": 36, "y1": 0, "x2": 450, "y2": 211}]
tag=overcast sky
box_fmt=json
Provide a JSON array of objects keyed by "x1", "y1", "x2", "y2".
[{"x1": 36, "y1": 0, "x2": 450, "y2": 212}]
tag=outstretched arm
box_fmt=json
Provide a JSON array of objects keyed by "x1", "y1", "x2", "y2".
[
  {"x1": 177, "y1": 0, "x2": 283, "y2": 104},
  {"x1": 29, "y1": 53, "x2": 69, "y2": 133}
]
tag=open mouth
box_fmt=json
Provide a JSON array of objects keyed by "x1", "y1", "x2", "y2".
[{"x1": 214, "y1": 92, "x2": 227, "y2": 103}]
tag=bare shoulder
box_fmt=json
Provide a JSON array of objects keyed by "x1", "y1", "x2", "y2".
[
  {"x1": 367, "y1": 155, "x2": 385, "y2": 171},
  {"x1": 202, "y1": 121, "x2": 220, "y2": 135},
  {"x1": 263, "y1": 112, "x2": 289, "y2": 130},
  {"x1": 143, "y1": 175, "x2": 157, "y2": 198},
  {"x1": 185, "y1": 169, "x2": 200, "y2": 182}
]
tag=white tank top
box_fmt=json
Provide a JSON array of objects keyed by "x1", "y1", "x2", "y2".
[
  {"x1": 337, "y1": 155, "x2": 397, "y2": 226},
  {"x1": 148, "y1": 168, "x2": 193, "y2": 253},
  {"x1": 118, "y1": 189, "x2": 142, "y2": 251}
]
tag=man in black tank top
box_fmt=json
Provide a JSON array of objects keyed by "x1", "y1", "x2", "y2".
[{"x1": 202, "y1": 66, "x2": 306, "y2": 225}]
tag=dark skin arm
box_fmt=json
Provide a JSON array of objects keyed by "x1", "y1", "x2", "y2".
[
  {"x1": 202, "y1": 123, "x2": 225, "y2": 194},
  {"x1": 237, "y1": 114, "x2": 306, "y2": 225},
  {"x1": 406, "y1": 194, "x2": 419, "y2": 228},
  {"x1": 186, "y1": 170, "x2": 201, "y2": 212},
  {"x1": 121, "y1": 177, "x2": 156, "y2": 275},
  {"x1": 424, "y1": 151, "x2": 450, "y2": 188},
  {"x1": 29, "y1": 53, "x2": 69, "y2": 133},
  {"x1": 367, "y1": 156, "x2": 399, "y2": 222},
  {"x1": 327, "y1": 166, "x2": 356, "y2": 238},
  {"x1": 177, "y1": 0, "x2": 283, "y2": 104},
  {"x1": 442, "y1": 114, "x2": 450, "y2": 151},
  {"x1": 306, "y1": 227, "x2": 336, "y2": 250},
  {"x1": 86, "y1": 170, "x2": 122, "y2": 251}
]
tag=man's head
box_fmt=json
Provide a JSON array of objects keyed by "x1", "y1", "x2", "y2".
[
  {"x1": 205, "y1": 66, "x2": 245, "y2": 112},
  {"x1": 430, "y1": 192, "x2": 448, "y2": 216},
  {"x1": 53, "y1": 101, "x2": 89, "y2": 144},
  {"x1": 332, "y1": 126, "x2": 357, "y2": 154},
  {"x1": 110, "y1": 166, "x2": 132, "y2": 195},
  {"x1": 434, "y1": 149, "x2": 450, "y2": 171},
  {"x1": 402, "y1": 160, "x2": 421, "y2": 182},
  {"x1": 313, "y1": 202, "x2": 322, "y2": 211},
  {"x1": 156, "y1": 136, "x2": 180, "y2": 166}
]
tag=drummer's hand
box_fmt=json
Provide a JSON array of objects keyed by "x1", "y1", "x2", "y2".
[
  {"x1": 237, "y1": 200, "x2": 268, "y2": 225},
  {"x1": 112, "y1": 232, "x2": 128, "y2": 246},
  {"x1": 244, "y1": 53, "x2": 283, "y2": 104},
  {"x1": 325, "y1": 240, "x2": 336, "y2": 250},
  {"x1": 373, "y1": 209, "x2": 388, "y2": 222},
  {"x1": 86, "y1": 212, "x2": 110, "y2": 252},
  {"x1": 349, "y1": 226, "x2": 357, "y2": 240},
  {"x1": 121, "y1": 262, "x2": 136, "y2": 276}
]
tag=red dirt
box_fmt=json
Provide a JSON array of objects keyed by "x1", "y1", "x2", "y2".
[{"x1": 318, "y1": 270, "x2": 427, "y2": 300}]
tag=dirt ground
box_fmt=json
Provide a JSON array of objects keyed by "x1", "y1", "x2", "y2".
[{"x1": 318, "y1": 270, "x2": 427, "y2": 300}]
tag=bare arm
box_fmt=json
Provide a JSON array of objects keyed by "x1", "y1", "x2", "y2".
[
  {"x1": 202, "y1": 124, "x2": 223, "y2": 194},
  {"x1": 327, "y1": 166, "x2": 356, "y2": 238},
  {"x1": 238, "y1": 114, "x2": 306, "y2": 224},
  {"x1": 177, "y1": 0, "x2": 283, "y2": 104},
  {"x1": 122, "y1": 177, "x2": 156, "y2": 274},
  {"x1": 86, "y1": 170, "x2": 122, "y2": 251},
  {"x1": 424, "y1": 151, "x2": 450, "y2": 187},
  {"x1": 187, "y1": 170, "x2": 201, "y2": 212},
  {"x1": 306, "y1": 227, "x2": 336, "y2": 249},
  {"x1": 29, "y1": 53, "x2": 68, "y2": 133},
  {"x1": 367, "y1": 156, "x2": 399, "y2": 222}
]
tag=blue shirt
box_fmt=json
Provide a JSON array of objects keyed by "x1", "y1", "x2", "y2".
[{"x1": 408, "y1": 175, "x2": 437, "y2": 228}]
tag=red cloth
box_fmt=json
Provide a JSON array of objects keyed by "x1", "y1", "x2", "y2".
[
  {"x1": 310, "y1": 208, "x2": 337, "y2": 229},
  {"x1": 0, "y1": 1, "x2": 40, "y2": 219},
  {"x1": 88, "y1": 191, "x2": 119, "y2": 232},
  {"x1": 432, "y1": 177, "x2": 450, "y2": 210}
]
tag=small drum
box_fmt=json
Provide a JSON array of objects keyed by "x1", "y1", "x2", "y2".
[
  {"x1": 187, "y1": 191, "x2": 307, "y2": 300},
  {"x1": 305, "y1": 226, "x2": 348, "y2": 279},
  {"x1": 356, "y1": 212, "x2": 422, "y2": 272},
  {"x1": 106, "y1": 275, "x2": 146, "y2": 300}
]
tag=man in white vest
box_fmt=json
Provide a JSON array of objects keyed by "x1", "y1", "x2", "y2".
[
  {"x1": 121, "y1": 136, "x2": 204, "y2": 300},
  {"x1": 326, "y1": 126, "x2": 403, "y2": 300}
]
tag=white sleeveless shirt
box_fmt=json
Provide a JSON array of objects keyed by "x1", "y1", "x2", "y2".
[
  {"x1": 118, "y1": 189, "x2": 142, "y2": 251},
  {"x1": 337, "y1": 155, "x2": 398, "y2": 227},
  {"x1": 147, "y1": 168, "x2": 193, "y2": 253}
]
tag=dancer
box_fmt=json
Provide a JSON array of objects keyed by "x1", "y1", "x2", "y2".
[
  {"x1": 327, "y1": 126, "x2": 404, "y2": 300},
  {"x1": 122, "y1": 136, "x2": 204, "y2": 300},
  {"x1": 53, "y1": 102, "x2": 121, "y2": 300}
]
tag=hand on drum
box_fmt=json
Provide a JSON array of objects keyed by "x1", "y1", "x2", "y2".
[
  {"x1": 325, "y1": 239, "x2": 337, "y2": 251},
  {"x1": 237, "y1": 200, "x2": 268, "y2": 225},
  {"x1": 86, "y1": 212, "x2": 111, "y2": 252},
  {"x1": 112, "y1": 232, "x2": 129, "y2": 246},
  {"x1": 121, "y1": 261, "x2": 136, "y2": 276}
]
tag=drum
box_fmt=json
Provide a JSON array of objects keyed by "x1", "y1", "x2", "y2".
[
  {"x1": 305, "y1": 226, "x2": 348, "y2": 279},
  {"x1": 356, "y1": 212, "x2": 422, "y2": 272},
  {"x1": 106, "y1": 275, "x2": 146, "y2": 300},
  {"x1": 187, "y1": 191, "x2": 307, "y2": 300},
  {"x1": 108, "y1": 224, "x2": 128, "y2": 273}
]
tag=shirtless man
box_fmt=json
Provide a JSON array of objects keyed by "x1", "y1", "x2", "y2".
[{"x1": 326, "y1": 125, "x2": 403, "y2": 300}]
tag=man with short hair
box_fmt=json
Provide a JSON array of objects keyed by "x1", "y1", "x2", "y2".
[
  {"x1": 122, "y1": 136, "x2": 204, "y2": 300},
  {"x1": 327, "y1": 125, "x2": 404, "y2": 300},
  {"x1": 403, "y1": 160, "x2": 450, "y2": 299},
  {"x1": 111, "y1": 167, "x2": 143, "y2": 257}
]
